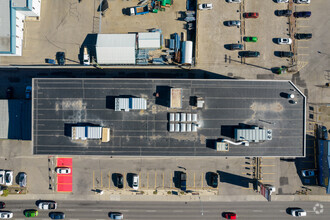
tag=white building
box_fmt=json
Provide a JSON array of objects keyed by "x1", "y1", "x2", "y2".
[
  {"x1": 0, "y1": 0, "x2": 41, "y2": 56},
  {"x1": 96, "y1": 34, "x2": 136, "y2": 65}
]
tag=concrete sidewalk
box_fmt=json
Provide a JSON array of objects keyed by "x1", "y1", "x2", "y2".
[{"x1": 2, "y1": 193, "x2": 330, "y2": 202}]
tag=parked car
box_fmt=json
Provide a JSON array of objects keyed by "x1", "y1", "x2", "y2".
[
  {"x1": 0, "y1": 212, "x2": 13, "y2": 219},
  {"x1": 132, "y1": 174, "x2": 139, "y2": 190},
  {"x1": 209, "y1": 172, "x2": 218, "y2": 188},
  {"x1": 0, "y1": 171, "x2": 5, "y2": 185},
  {"x1": 294, "y1": 11, "x2": 311, "y2": 18},
  {"x1": 83, "y1": 46, "x2": 90, "y2": 66},
  {"x1": 180, "y1": 172, "x2": 187, "y2": 191},
  {"x1": 244, "y1": 36, "x2": 258, "y2": 42},
  {"x1": 226, "y1": 0, "x2": 241, "y2": 3},
  {"x1": 56, "y1": 52, "x2": 66, "y2": 65},
  {"x1": 25, "y1": 86, "x2": 32, "y2": 99},
  {"x1": 278, "y1": 51, "x2": 294, "y2": 58},
  {"x1": 320, "y1": 126, "x2": 328, "y2": 140},
  {"x1": 49, "y1": 212, "x2": 65, "y2": 219},
  {"x1": 295, "y1": 0, "x2": 310, "y2": 4},
  {"x1": 275, "y1": 9, "x2": 292, "y2": 17},
  {"x1": 19, "y1": 172, "x2": 27, "y2": 187},
  {"x1": 239, "y1": 51, "x2": 260, "y2": 58},
  {"x1": 5, "y1": 171, "x2": 13, "y2": 186},
  {"x1": 295, "y1": 33, "x2": 312, "y2": 40},
  {"x1": 6, "y1": 87, "x2": 13, "y2": 99},
  {"x1": 243, "y1": 37, "x2": 258, "y2": 42},
  {"x1": 198, "y1": 3, "x2": 213, "y2": 10},
  {"x1": 24, "y1": 210, "x2": 38, "y2": 218},
  {"x1": 55, "y1": 167, "x2": 71, "y2": 174},
  {"x1": 225, "y1": 20, "x2": 241, "y2": 27},
  {"x1": 276, "y1": 0, "x2": 289, "y2": 3},
  {"x1": 109, "y1": 212, "x2": 123, "y2": 220},
  {"x1": 243, "y1": 12, "x2": 259, "y2": 18},
  {"x1": 228, "y1": 44, "x2": 243, "y2": 50},
  {"x1": 0, "y1": 202, "x2": 5, "y2": 209},
  {"x1": 301, "y1": 169, "x2": 315, "y2": 177},
  {"x1": 116, "y1": 173, "x2": 123, "y2": 188},
  {"x1": 277, "y1": 38, "x2": 292, "y2": 45},
  {"x1": 224, "y1": 212, "x2": 237, "y2": 219},
  {"x1": 38, "y1": 201, "x2": 57, "y2": 210},
  {"x1": 291, "y1": 208, "x2": 307, "y2": 217}
]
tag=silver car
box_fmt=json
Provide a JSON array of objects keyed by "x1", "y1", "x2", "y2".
[
  {"x1": 225, "y1": 20, "x2": 241, "y2": 27},
  {"x1": 226, "y1": 0, "x2": 241, "y2": 3},
  {"x1": 19, "y1": 173, "x2": 27, "y2": 187},
  {"x1": 109, "y1": 212, "x2": 123, "y2": 220}
]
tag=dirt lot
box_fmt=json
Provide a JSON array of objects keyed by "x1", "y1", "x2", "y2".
[{"x1": 0, "y1": 0, "x2": 187, "y2": 65}]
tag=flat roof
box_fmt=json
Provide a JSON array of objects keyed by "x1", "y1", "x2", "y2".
[
  {"x1": 0, "y1": 0, "x2": 11, "y2": 52},
  {"x1": 33, "y1": 78, "x2": 306, "y2": 157}
]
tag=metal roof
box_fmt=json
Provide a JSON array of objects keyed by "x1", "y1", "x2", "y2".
[
  {"x1": 0, "y1": 0, "x2": 11, "y2": 52},
  {"x1": 96, "y1": 34, "x2": 136, "y2": 64},
  {"x1": 138, "y1": 32, "x2": 161, "y2": 49},
  {"x1": 115, "y1": 98, "x2": 147, "y2": 111}
]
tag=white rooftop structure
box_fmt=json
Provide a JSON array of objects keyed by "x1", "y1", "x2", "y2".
[
  {"x1": 96, "y1": 34, "x2": 136, "y2": 65},
  {"x1": 71, "y1": 126, "x2": 102, "y2": 140},
  {"x1": 115, "y1": 98, "x2": 147, "y2": 112},
  {"x1": 235, "y1": 127, "x2": 273, "y2": 143},
  {"x1": 138, "y1": 32, "x2": 161, "y2": 49}
]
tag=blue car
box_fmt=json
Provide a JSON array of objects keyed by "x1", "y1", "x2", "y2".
[
  {"x1": 294, "y1": 11, "x2": 311, "y2": 18},
  {"x1": 320, "y1": 126, "x2": 328, "y2": 140},
  {"x1": 49, "y1": 212, "x2": 65, "y2": 219}
]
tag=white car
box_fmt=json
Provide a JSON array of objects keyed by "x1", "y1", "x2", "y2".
[
  {"x1": 277, "y1": 38, "x2": 292, "y2": 45},
  {"x1": 132, "y1": 174, "x2": 139, "y2": 190},
  {"x1": 295, "y1": 0, "x2": 310, "y2": 4},
  {"x1": 0, "y1": 171, "x2": 5, "y2": 185},
  {"x1": 55, "y1": 167, "x2": 71, "y2": 174},
  {"x1": 0, "y1": 212, "x2": 13, "y2": 219},
  {"x1": 83, "y1": 46, "x2": 90, "y2": 66},
  {"x1": 5, "y1": 171, "x2": 13, "y2": 186},
  {"x1": 38, "y1": 201, "x2": 57, "y2": 210},
  {"x1": 226, "y1": 0, "x2": 241, "y2": 3},
  {"x1": 109, "y1": 212, "x2": 123, "y2": 220},
  {"x1": 276, "y1": 0, "x2": 289, "y2": 3},
  {"x1": 291, "y1": 208, "x2": 307, "y2": 217},
  {"x1": 198, "y1": 3, "x2": 213, "y2": 10}
]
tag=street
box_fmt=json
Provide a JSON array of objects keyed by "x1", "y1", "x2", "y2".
[{"x1": 2, "y1": 200, "x2": 329, "y2": 219}]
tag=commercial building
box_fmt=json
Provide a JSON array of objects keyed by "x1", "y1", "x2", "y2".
[
  {"x1": 32, "y1": 78, "x2": 306, "y2": 157},
  {"x1": 0, "y1": 0, "x2": 41, "y2": 56}
]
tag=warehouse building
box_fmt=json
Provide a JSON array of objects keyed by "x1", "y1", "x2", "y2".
[
  {"x1": 32, "y1": 78, "x2": 306, "y2": 157},
  {"x1": 0, "y1": 0, "x2": 41, "y2": 56}
]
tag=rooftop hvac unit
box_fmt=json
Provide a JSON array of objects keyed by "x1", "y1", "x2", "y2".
[
  {"x1": 181, "y1": 113, "x2": 186, "y2": 122},
  {"x1": 181, "y1": 123, "x2": 186, "y2": 132},
  {"x1": 192, "y1": 113, "x2": 197, "y2": 122},
  {"x1": 175, "y1": 124, "x2": 180, "y2": 132},
  {"x1": 170, "y1": 113, "x2": 175, "y2": 122},
  {"x1": 175, "y1": 113, "x2": 180, "y2": 122},
  {"x1": 169, "y1": 123, "x2": 175, "y2": 132},
  {"x1": 187, "y1": 113, "x2": 192, "y2": 122},
  {"x1": 187, "y1": 123, "x2": 192, "y2": 132}
]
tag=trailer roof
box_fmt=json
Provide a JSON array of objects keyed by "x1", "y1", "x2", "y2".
[{"x1": 32, "y1": 78, "x2": 306, "y2": 157}]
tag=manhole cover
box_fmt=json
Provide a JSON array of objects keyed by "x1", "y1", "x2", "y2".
[{"x1": 279, "y1": 177, "x2": 289, "y2": 186}]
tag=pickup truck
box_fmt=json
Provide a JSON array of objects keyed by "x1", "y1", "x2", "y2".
[
  {"x1": 38, "y1": 201, "x2": 57, "y2": 210},
  {"x1": 180, "y1": 172, "x2": 186, "y2": 191},
  {"x1": 129, "y1": 5, "x2": 149, "y2": 16}
]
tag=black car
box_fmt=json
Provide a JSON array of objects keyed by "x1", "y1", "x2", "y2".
[
  {"x1": 116, "y1": 173, "x2": 123, "y2": 188},
  {"x1": 49, "y1": 212, "x2": 65, "y2": 219},
  {"x1": 275, "y1": 9, "x2": 292, "y2": 17},
  {"x1": 209, "y1": 173, "x2": 218, "y2": 188},
  {"x1": 6, "y1": 87, "x2": 13, "y2": 99},
  {"x1": 295, "y1": 33, "x2": 312, "y2": 40},
  {"x1": 228, "y1": 44, "x2": 243, "y2": 50},
  {"x1": 56, "y1": 52, "x2": 66, "y2": 65},
  {"x1": 180, "y1": 172, "x2": 186, "y2": 191},
  {"x1": 0, "y1": 202, "x2": 5, "y2": 209},
  {"x1": 278, "y1": 51, "x2": 294, "y2": 58},
  {"x1": 294, "y1": 11, "x2": 311, "y2": 18},
  {"x1": 239, "y1": 51, "x2": 260, "y2": 58}
]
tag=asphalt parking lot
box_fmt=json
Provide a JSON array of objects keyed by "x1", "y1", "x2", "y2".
[{"x1": 197, "y1": 0, "x2": 294, "y2": 70}]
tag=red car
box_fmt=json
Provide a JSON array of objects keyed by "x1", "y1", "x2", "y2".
[
  {"x1": 243, "y1": 12, "x2": 259, "y2": 18},
  {"x1": 224, "y1": 212, "x2": 237, "y2": 219},
  {"x1": 0, "y1": 202, "x2": 5, "y2": 209}
]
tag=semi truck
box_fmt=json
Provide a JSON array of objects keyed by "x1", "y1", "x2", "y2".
[{"x1": 129, "y1": 5, "x2": 149, "y2": 16}]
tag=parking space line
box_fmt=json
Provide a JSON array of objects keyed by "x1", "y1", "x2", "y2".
[
  {"x1": 259, "y1": 180, "x2": 275, "y2": 183},
  {"x1": 260, "y1": 165, "x2": 275, "y2": 167},
  {"x1": 201, "y1": 172, "x2": 203, "y2": 189},
  {"x1": 147, "y1": 172, "x2": 149, "y2": 189},
  {"x1": 124, "y1": 172, "x2": 126, "y2": 189},
  {"x1": 241, "y1": 187, "x2": 253, "y2": 190},
  {"x1": 298, "y1": 54, "x2": 309, "y2": 56},
  {"x1": 297, "y1": 26, "x2": 310, "y2": 28},
  {"x1": 154, "y1": 171, "x2": 157, "y2": 189},
  {"x1": 262, "y1": 173, "x2": 275, "y2": 175},
  {"x1": 93, "y1": 170, "x2": 95, "y2": 189},
  {"x1": 101, "y1": 171, "x2": 103, "y2": 187},
  {"x1": 108, "y1": 171, "x2": 110, "y2": 189},
  {"x1": 162, "y1": 172, "x2": 164, "y2": 189},
  {"x1": 298, "y1": 47, "x2": 309, "y2": 48},
  {"x1": 194, "y1": 172, "x2": 195, "y2": 189}
]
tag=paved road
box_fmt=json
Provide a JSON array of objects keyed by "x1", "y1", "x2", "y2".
[{"x1": 2, "y1": 200, "x2": 329, "y2": 219}]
